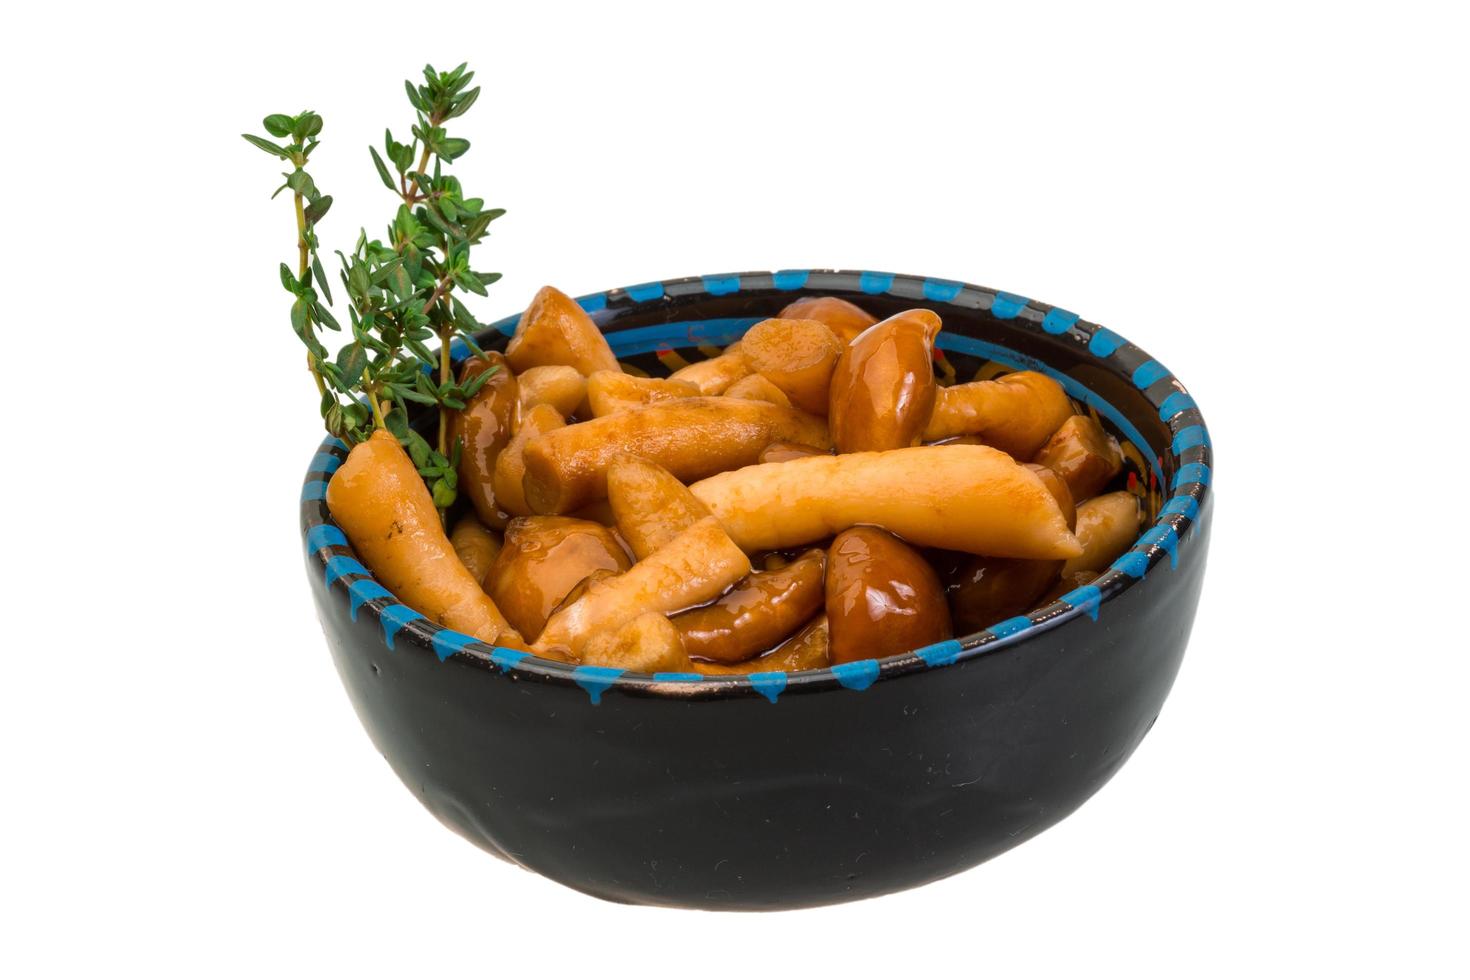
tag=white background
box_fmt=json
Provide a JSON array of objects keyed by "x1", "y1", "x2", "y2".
[{"x1": 4, "y1": 2, "x2": 1467, "y2": 976}]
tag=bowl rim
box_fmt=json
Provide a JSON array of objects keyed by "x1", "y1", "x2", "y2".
[{"x1": 300, "y1": 268, "x2": 1212, "y2": 704}]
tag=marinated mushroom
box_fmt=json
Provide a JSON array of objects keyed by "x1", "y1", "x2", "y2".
[
  {"x1": 605, "y1": 455, "x2": 710, "y2": 560},
  {"x1": 484, "y1": 516, "x2": 632, "y2": 641},
  {"x1": 521, "y1": 397, "x2": 830, "y2": 515},
  {"x1": 491, "y1": 402, "x2": 566, "y2": 517},
  {"x1": 693, "y1": 615, "x2": 832, "y2": 675},
  {"x1": 1061, "y1": 491, "x2": 1145, "y2": 578},
  {"x1": 517, "y1": 364, "x2": 588, "y2": 418},
  {"x1": 825, "y1": 527, "x2": 953, "y2": 664},
  {"x1": 923, "y1": 371, "x2": 1072, "y2": 459},
  {"x1": 828, "y1": 309, "x2": 942, "y2": 453},
  {"x1": 505, "y1": 284, "x2": 620, "y2": 376},
  {"x1": 580, "y1": 612, "x2": 691, "y2": 673},
  {"x1": 586, "y1": 371, "x2": 700, "y2": 417},
  {"x1": 690, "y1": 444, "x2": 1081, "y2": 559},
  {"x1": 449, "y1": 514, "x2": 503, "y2": 583},
  {"x1": 738, "y1": 317, "x2": 844, "y2": 414},
  {"x1": 778, "y1": 296, "x2": 878, "y2": 344},
  {"x1": 672, "y1": 549, "x2": 827, "y2": 663},
  {"x1": 448, "y1": 352, "x2": 519, "y2": 527},
  {"x1": 1033, "y1": 415, "x2": 1123, "y2": 501}
]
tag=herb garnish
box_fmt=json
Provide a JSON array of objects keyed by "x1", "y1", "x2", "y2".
[{"x1": 244, "y1": 63, "x2": 505, "y2": 516}]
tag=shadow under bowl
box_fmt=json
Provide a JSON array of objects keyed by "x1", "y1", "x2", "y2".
[{"x1": 301, "y1": 269, "x2": 1213, "y2": 910}]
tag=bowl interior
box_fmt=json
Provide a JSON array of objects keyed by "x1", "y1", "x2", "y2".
[{"x1": 305, "y1": 269, "x2": 1211, "y2": 699}]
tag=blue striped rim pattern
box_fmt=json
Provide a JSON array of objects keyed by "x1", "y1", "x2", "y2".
[{"x1": 301, "y1": 270, "x2": 1212, "y2": 704}]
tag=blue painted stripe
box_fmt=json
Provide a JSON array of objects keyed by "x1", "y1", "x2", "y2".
[
  {"x1": 1172, "y1": 462, "x2": 1212, "y2": 489},
  {"x1": 832, "y1": 659, "x2": 881, "y2": 691},
  {"x1": 1159, "y1": 391, "x2": 1198, "y2": 420},
  {"x1": 1159, "y1": 495, "x2": 1200, "y2": 520},
  {"x1": 490, "y1": 647, "x2": 529, "y2": 671},
  {"x1": 1172, "y1": 424, "x2": 1210, "y2": 453},
  {"x1": 1137, "y1": 525, "x2": 1180, "y2": 568},
  {"x1": 748, "y1": 671, "x2": 788, "y2": 704},
  {"x1": 301, "y1": 480, "x2": 329, "y2": 502},
  {"x1": 448, "y1": 338, "x2": 472, "y2": 363},
  {"x1": 430, "y1": 629, "x2": 479, "y2": 662},
  {"x1": 348, "y1": 580, "x2": 392, "y2": 620},
  {"x1": 380, "y1": 605, "x2": 426, "y2": 649},
  {"x1": 916, "y1": 638, "x2": 964, "y2": 667},
  {"x1": 576, "y1": 292, "x2": 608, "y2": 313},
  {"x1": 1131, "y1": 360, "x2": 1170, "y2": 389},
  {"x1": 934, "y1": 333, "x2": 1163, "y2": 482},
  {"x1": 652, "y1": 672, "x2": 703, "y2": 682},
  {"x1": 1112, "y1": 551, "x2": 1150, "y2": 579},
  {"x1": 1088, "y1": 327, "x2": 1125, "y2": 356},
  {"x1": 325, "y1": 437, "x2": 349, "y2": 452},
  {"x1": 701, "y1": 274, "x2": 741, "y2": 296},
  {"x1": 305, "y1": 524, "x2": 348, "y2": 553},
  {"x1": 307, "y1": 452, "x2": 341, "y2": 475},
  {"x1": 605, "y1": 317, "x2": 763, "y2": 357},
  {"x1": 771, "y1": 269, "x2": 809, "y2": 291},
  {"x1": 1041, "y1": 307, "x2": 1080, "y2": 334},
  {"x1": 573, "y1": 665, "x2": 625, "y2": 704},
  {"x1": 990, "y1": 616, "x2": 1034, "y2": 639},
  {"x1": 858, "y1": 271, "x2": 895, "y2": 294},
  {"x1": 990, "y1": 291, "x2": 1028, "y2": 319},
  {"x1": 324, "y1": 555, "x2": 370, "y2": 588},
  {"x1": 624, "y1": 281, "x2": 664, "y2": 302},
  {"x1": 1061, "y1": 584, "x2": 1103, "y2": 621},
  {"x1": 922, "y1": 278, "x2": 965, "y2": 303},
  {"x1": 489, "y1": 313, "x2": 519, "y2": 337}
]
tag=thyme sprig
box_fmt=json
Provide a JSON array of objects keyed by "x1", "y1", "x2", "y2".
[{"x1": 243, "y1": 64, "x2": 506, "y2": 516}]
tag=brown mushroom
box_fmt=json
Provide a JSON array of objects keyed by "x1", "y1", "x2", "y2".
[
  {"x1": 491, "y1": 402, "x2": 566, "y2": 517},
  {"x1": 694, "y1": 615, "x2": 832, "y2": 675},
  {"x1": 606, "y1": 455, "x2": 711, "y2": 560},
  {"x1": 1033, "y1": 415, "x2": 1123, "y2": 501},
  {"x1": 586, "y1": 371, "x2": 700, "y2": 417},
  {"x1": 825, "y1": 527, "x2": 953, "y2": 664},
  {"x1": 517, "y1": 364, "x2": 588, "y2": 418},
  {"x1": 923, "y1": 371, "x2": 1073, "y2": 459},
  {"x1": 447, "y1": 352, "x2": 519, "y2": 527},
  {"x1": 483, "y1": 516, "x2": 632, "y2": 641},
  {"x1": 828, "y1": 309, "x2": 942, "y2": 453},
  {"x1": 505, "y1": 285, "x2": 620, "y2": 376},
  {"x1": 673, "y1": 549, "x2": 827, "y2": 663},
  {"x1": 1061, "y1": 492, "x2": 1145, "y2": 577},
  {"x1": 448, "y1": 514, "x2": 503, "y2": 584}
]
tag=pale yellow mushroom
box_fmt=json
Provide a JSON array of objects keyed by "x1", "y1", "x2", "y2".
[
  {"x1": 667, "y1": 347, "x2": 751, "y2": 395},
  {"x1": 448, "y1": 514, "x2": 503, "y2": 584},
  {"x1": 516, "y1": 365, "x2": 588, "y2": 418},
  {"x1": 923, "y1": 371, "x2": 1073, "y2": 459},
  {"x1": 521, "y1": 397, "x2": 830, "y2": 515},
  {"x1": 491, "y1": 403, "x2": 566, "y2": 517},
  {"x1": 723, "y1": 372, "x2": 793, "y2": 407},
  {"x1": 690, "y1": 444, "x2": 1081, "y2": 559},
  {"x1": 580, "y1": 612, "x2": 692, "y2": 674},
  {"x1": 585, "y1": 371, "x2": 700, "y2": 417},
  {"x1": 737, "y1": 318, "x2": 843, "y2": 414},
  {"x1": 606, "y1": 455, "x2": 711, "y2": 560},
  {"x1": 535, "y1": 516, "x2": 751, "y2": 658},
  {"x1": 1061, "y1": 491, "x2": 1145, "y2": 577}
]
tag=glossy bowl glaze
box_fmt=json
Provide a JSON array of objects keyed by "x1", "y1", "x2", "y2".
[{"x1": 301, "y1": 270, "x2": 1213, "y2": 910}]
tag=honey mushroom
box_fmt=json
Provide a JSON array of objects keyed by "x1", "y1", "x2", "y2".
[
  {"x1": 1033, "y1": 414, "x2": 1123, "y2": 501},
  {"x1": 758, "y1": 441, "x2": 826, "y2": 464},
  {"x1": 581, "y1": 612, "x2": 692, "y2": 673},
  {"x1": 671, "y1": 549, "x2": 827, "y2": 663},
  {"x1": 828, "y1": 309, "x2": 942, "y2": 453},
  {"x1": 586, "y1": 371, "x2": 701, "y2": 417},
  {"x1": 723, "y1": 373, "x2": 792, "y2": 407},
  {"x1": 1061, "y1": 491, "x2": 1145, "y2": 578},
  {"x1": 535, "y1": 516, "x2": 751, "y2": 659},
  {"x1": 778, "y1": 296, "x2": 878, "y2": 344},
  {"x1": 449, "y1": 515, "x2": 503, "y2": 583},
  {"x1": 448, "y1": 352, "x2": 519, "y2": 527},
  {"x1": 491, "y1": 402, "x2": 566, "y2": 516},
  {"x1": 667, "y1": 344, "x2": 751, "y2": 394},
  {"x1": 737, "y1": 317, "x2": 844, "y2": 414},
  {"x1": 483, "y1": 516, "x2": 631, "y2": 641},
  {"x1": 327, "y1": 429, "x2": 521, "y2": 646},
  {"x1": 690, "y1": 444, "x2": 1081, "y2": 560},
  {"x1": 605, "y1": 455, "x2": 710, "y2": 560},
  {"x1": 826, "y1": 527, "x2": 953, "y2": 664},
  {"x1": 520, "y1": 397, "x2": 830, "y2": 515},
  {"x1": 923, "y1": 371, "x2": 1073, "y2": 460},
  {"x1": 516, "y1": 364, "x2": 587, "y2": 418},
  {"x1": 505, "y1": 284, "x2": 620, "y2": 376},
  {"x1": 693, "y1": 615, "x2": 831, "y2": 675}
]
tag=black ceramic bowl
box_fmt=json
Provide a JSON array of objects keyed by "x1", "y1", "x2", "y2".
[{"x1": 301, "y1": 269, "x2": 1213, "y2": 910}]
